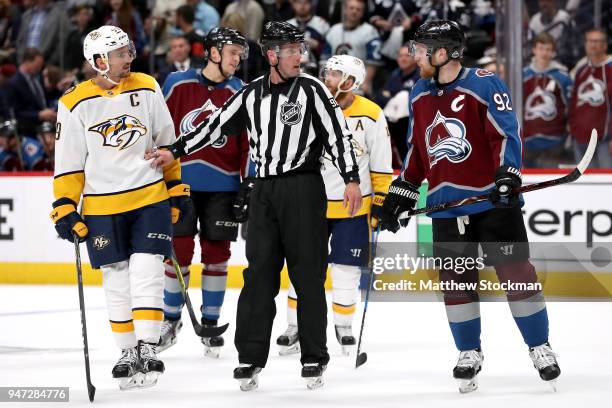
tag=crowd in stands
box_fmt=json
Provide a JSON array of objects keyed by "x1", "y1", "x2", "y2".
[{"x1": 0, "y1": 0, "x2": 610, "y2": 171}]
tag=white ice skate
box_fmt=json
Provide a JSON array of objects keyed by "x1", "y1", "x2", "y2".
[
  {"x1": 453, "y1": 348, "x2": 484, "y2": 393},
  {"x1": 335, "y1": 325, "x2": 356, "y2": 356},
  {"x1": 302, "y1": 363, "x2": 326, "y2": 390},
  {"x1": 138, "y1": 341, "x2": 165, "y2": 388},
  {"x1": 529, "y1": 342, "x2": 561, "y2": 391},
  {"x1": 112, "y1": 347, "x2": 143, "y2": 390},
  {"x1": 234, "y1": 364, "x2": 262, "y2": 391},
  {"x1": 277, "y1": 325, "x2": 300, "y2": 356}
]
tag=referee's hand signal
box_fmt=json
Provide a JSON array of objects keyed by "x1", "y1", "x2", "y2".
[{"x1": 343, "y1": 182, "x2": 362, "y2": 217}]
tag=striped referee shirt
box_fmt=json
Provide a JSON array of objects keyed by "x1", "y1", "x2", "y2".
[{"x1": 171, "y1": 72, "x2": 360, "y2": 183}]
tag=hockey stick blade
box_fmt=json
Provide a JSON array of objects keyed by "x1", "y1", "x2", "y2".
[
  {"x1": 170, "y1": 255, "x2": 230, "y2": 338},
  {"x1": 398, "y1": 129, "x2": 598, "y2": 219},
  {"x1": 355, "y1": 352, "x2": 368, "y2": 368}
]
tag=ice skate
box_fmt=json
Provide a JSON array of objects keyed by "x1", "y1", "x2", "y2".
[
  {"x1": 277, "y1": 325, "x2": 300, "y2": 356},
  {"x1": 138, "y1": 341, "x2": 165, "y2": 388},
  {"x1": 335, "y1": 325, "x2": 356, "y2": 356},
  {"x1": 234, "y1": 364, "x2": 262, "y2": 391},
  {"x1": 302, "y1": 363, "x2": 326, "y2": 390},
  {"x1": 453, "y1": 348, "x2": 484, "y2": 393},
  {"x1": 201, "y1": 322, "x2": 224, "y2": 359},
  {"x1": 157, "y1": 318, "x2": 182, "y2": 352},
  {"x1": 112, "y1": 347, "x2": 143, "y2": 390},
  {"x1": 529, "y1": 342, "x2": 560, "y2": 391}
]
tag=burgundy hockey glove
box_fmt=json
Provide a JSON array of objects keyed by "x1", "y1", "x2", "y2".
[
  {"x1": 490, "y1": 165, "x2": 522, "y2": 208},
  {"x1": 375, "y1": 178, "x2": 420, "y2": 233}
]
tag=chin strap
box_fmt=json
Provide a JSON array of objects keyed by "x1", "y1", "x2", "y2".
[
  {"x1": 272, "y1": 63, "x2": 289, "y2": 82},
  {"x1": 429, "y1": 54, "x2": 453, "y2": 86},
  {"x1": 102, "y1": 73, "x2": 120, "y2": 86},
  {"x1": 209, "y1": 51, "x2": 232, "y2": 80}
]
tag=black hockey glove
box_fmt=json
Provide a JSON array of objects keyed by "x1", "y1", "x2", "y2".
[
  {"x1": 50, "y1": 198, "x2": 88, "y2": 242},
  {"x1": 489, "y1": 165, "x2": 522, "y2": 208},
  {"x1": 233, "y1": 177, "x2": 255, "y2": 223},
  {"x1": 375, "y1": 178, "x2": 420, "y2": 233},
  {"x1": 167, "y1": 180, "x2": 192, "y2": 224}
]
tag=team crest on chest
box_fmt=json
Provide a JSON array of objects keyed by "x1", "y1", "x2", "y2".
[
  {"x1": 525, "y1": 86, "x2": 557, "y2": 121},
  {"x1": 180, "y1": 99, "x2": 227, "y2": 148},
  {"x1": 577, "y1": 75, "x2": 605, "y2": 107},
  {"x1": 425, "y1": 111, "x2": 472, "y2": 168},
  {"x1": 280, "y1": 101, "x2": 302, "y2": 126},
  {"x1": 89, "y1": 114, "x2": 147, "y2": 150}
]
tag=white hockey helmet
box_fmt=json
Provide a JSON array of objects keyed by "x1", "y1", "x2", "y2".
[
  {"x1": 323, "y1": 55, "x2": 366, "y2": 92},
  {"x1": 83, "y1": 25, "x2": 135, "y2": 75}
]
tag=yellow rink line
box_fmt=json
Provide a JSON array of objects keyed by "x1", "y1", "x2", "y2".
[{"x1": 1, "y1": 263, "x2": 612, "y2": 298}]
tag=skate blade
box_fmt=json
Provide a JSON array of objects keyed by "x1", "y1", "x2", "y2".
[
  {"x1": 305, "y1": 376, "x2": 324, "y2": 390},
  {"x1": 157, "y1": 337, "x2": 177, "y2": 353},
  {"x1": 140, "y1": 371, "x2": 161, "y2": 388},
  {"x1": 547, "y1": 379, "x2": 558, "y2": 392},
  {"x1": 341, "y1": 345, "x2": 355, "y2": 356},
  {"x1": 457, "y1": 377, "x2": 478, "y2": 394},
  {"x1": 238, "y1": 376, "x2": 259, "y2": 391},
  {"x1": 279, "y1": 342, "x2": 300, "y2": 356},
  {"x1": 204, "y1": 346, "x2": 221, "y2": 359},
  {"x1": 118, "y1": 373, "x2": 145, "y2": 390}
]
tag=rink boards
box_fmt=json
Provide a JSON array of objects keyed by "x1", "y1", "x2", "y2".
[{"x1": 1, "y1": 171, "x2": 611, "y2": 297}]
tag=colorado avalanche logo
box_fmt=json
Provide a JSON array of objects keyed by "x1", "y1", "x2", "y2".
[
  {"x1": 180, "y1": 100, "x2": 227, "y2": 148},
  {"x1": 335, "y1": 43, "x2": 353, "y2": 55},
  {"x1": 525, "y1": 86, "x2": 557, "y2": 121},
  {"x1": 89, "y1": 114, "x2": 147, "y2": 150},
  {"x1": 577, "y1": 76, "x2": 605, "y2": 107},
  {"x1": 425, "y1": 111, "x2": 472, "y2": 168}
]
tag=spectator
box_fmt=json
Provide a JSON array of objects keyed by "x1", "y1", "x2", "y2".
[
  {"x1": 522, "y1": 32, "x2": 572, "y2": 168},
  {"x1": 33, "y1": 120, "x2": 54, "y2": 170},
  {"x1": 187, "y1": 0, "x2": 219, "y2": 35},
  {"x1": 157, "y1": 35, "x2": 205, "y2": 85},
  {"x1": 220, "y1": 11, "x2": 266, "y2": 81},
  {"x1": 64, "y1": 4, "x2": 97, "y2": 70},
  {"x1": 569, "y1": 28, "x2": 612, "y2": 168},
  {"x1": 5, "y1": 48, "x2": 56, "y2": 138},
  {"x1": 528, "y1": 0, "x2": 576, "y2": 68},
  {"x1": 105, "y1": 0, "x2": 147, "y2": 55},
  {"x1": 321, "y1": 0, "x2": 382, "y2": 96},
  {"x1": 221, "y1": 0, "x2": 264, "y2": 42},
  {"x1": 149, "y1": 0, "x2": 186, "y2": 71},
  {"x1": 287, "y1": 0, "x2": 329, "y2": 60},
  {"x1": 0, "y1": 0, "x2": 20, "y2": 59},
  {"x1": 369, "y1": 0, "x2": 418, "y2": 62},
  {"x1": 418, "y1": 0, "x2": 470, "y2": 28},
  {"x1": 0, "y1": 120, "x2": 22, "y2": 171},
  {"x1": 378, "y1": 44, "x2": 419, "y2": 167},
  {"x1": 15, "y1": 0, "x2": 70, "y2": 67},
  {"x1": 0, "y1": 61, "x2": 16, "y2": 118},
  {"x1": 263, "y1": 0, "x2": 294, "y2": 23},
  {"x1": 175, "y1": 4, "x2": 206, "y2": 59}
]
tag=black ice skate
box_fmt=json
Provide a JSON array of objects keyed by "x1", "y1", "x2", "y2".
[
  {"x1": 112, "y1": 347, "x2": 143, "y2": 390},
  {"x1": 301, "y1": 363, "x2": 326, "y2": 390},
  {"x1": 138, "y1": 341, "x2": 165, "y2": 388},
  {"x1": 529, "y1": 342, "x2": 561, "y2": 391},
  {"x1": 277, "y1": 325, "x2": 300, "y2": 356},
  {"x1": 233, "y1": 364, "x2": 263, "y2": 391},
  {"x1": 157, "y1": 318, "x2": 182, "y2": 352},
  {"x1": 453, "y1": 348, "x2": 484, "y2": 393},
  {"x1": 335, "y1": 325, "x2": 356, "y2": 356},
  {"x1": 201, "y1": 320, "x2": 224, "y2": 358}
]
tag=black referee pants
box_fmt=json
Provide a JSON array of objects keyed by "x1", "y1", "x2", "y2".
[{"x1": 235, "y1": 171, "x2": 330, "y2": 368}]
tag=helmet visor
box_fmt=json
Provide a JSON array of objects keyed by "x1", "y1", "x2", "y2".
[
  {"x1": 277, "y1": 42, "x2": 309, "y2": 58},
  {"x1": 223, "y1": 42, "x2": 249, "y2": 60},
  {"x1": 408, "y1": 40, "x2": 429, "y2": 58},
  {"x1": 107, "y1": 41, "x2": 137, "y2": 64}
]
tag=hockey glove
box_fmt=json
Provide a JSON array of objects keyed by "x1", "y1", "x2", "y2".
[
  {"x1": 369, "y1": 192, "x2": 386, "y2": 229},
  {"x1": 376, "y1": 178, "x2": 420, "y2": 233},
  {"x1": 50, "y1": 198, "x2": 88, "y2": 242},
  {"x1": 490, "y1": 165, "x2": 522, "y2": 208},
  {"x1": 233, "y1": 177, "x2": 255, "y2": 223},
  {"x1": 167, "y1": 180, "x2": 192, "y2": 224}
]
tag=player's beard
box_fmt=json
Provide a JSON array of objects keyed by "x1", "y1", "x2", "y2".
[{"x1": 419, "y1": 63, "x2": 435, "y2": 79}]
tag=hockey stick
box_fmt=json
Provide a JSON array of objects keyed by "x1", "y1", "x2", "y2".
[
  {"x1": 398, "y1": 129, "x2": 598, "y2": 219},
  {"x1": 73, "y1": 235, "x2": 96, "y2": 402},
  {"x1": 169, "y1": 254, "x2": 229, "y2": 338},
  {"x1": 355, "y1": 226, "x2": 380, "y2": 368}
]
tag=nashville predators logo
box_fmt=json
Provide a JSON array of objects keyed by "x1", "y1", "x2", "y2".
[{"x1": 89, "y1": 114, "x2": 147, "y2": 150}]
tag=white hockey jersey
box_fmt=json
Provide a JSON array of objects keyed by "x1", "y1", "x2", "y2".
[
  {"x1": 323, "y1": 95, "x2": 392, "y2": 218},
  {"x1": 53, "y1": 73, "x2": 181, "y2": 216},
  {"x1": 321, "y1": 22, "x2": 383, "y2": 67}
]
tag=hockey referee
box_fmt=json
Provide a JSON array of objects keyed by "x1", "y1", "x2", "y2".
[{"x1": 147, "y1": 21, "x2": 362, "y2": 389}]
